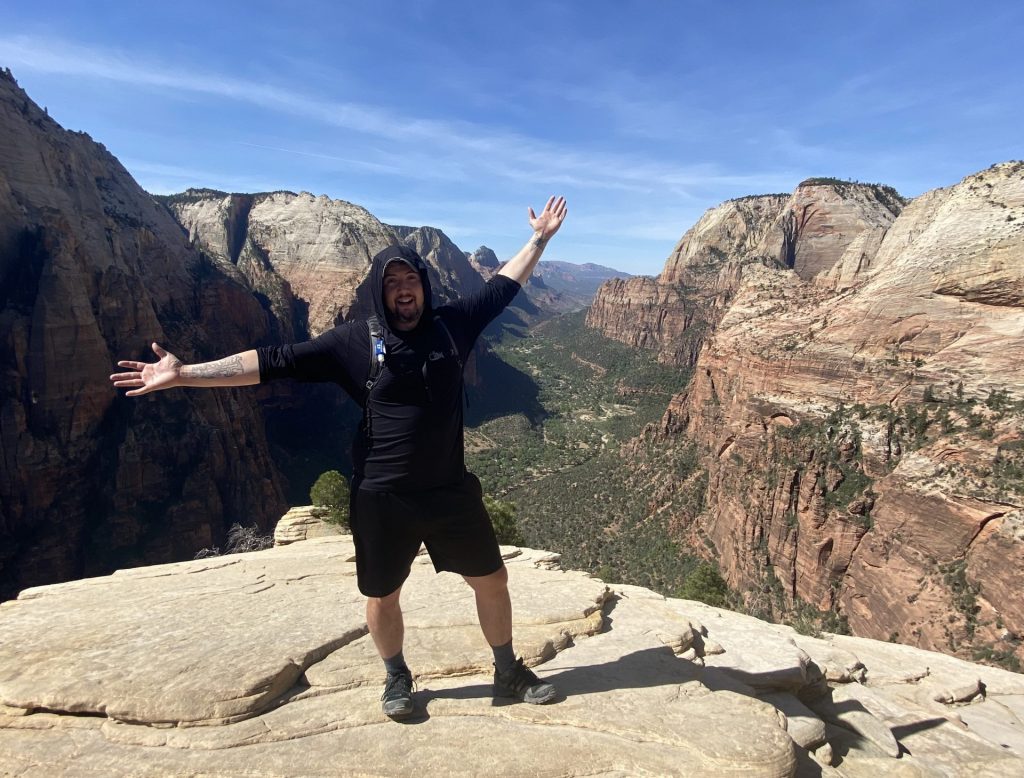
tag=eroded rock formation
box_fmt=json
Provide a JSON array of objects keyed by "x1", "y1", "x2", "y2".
[
  {"x1": 272, "y1": 505, "x2": 344, "y2": 546},
  {"x1": 753, "y1": 179, "x2": 904, "y2": 280},
  {"x1": 616, "y1": 162, "x2": 1024, "y2": 668},
  {"x1": 467, "y1": 244, "x2": 501, "y2": 274},
  {"x1": 165, "y1": 193, "x2": 569, "y2": 340},
  {"x1": 1, "y1": 533, "x2": 1021, "y2": 775},
  {"x1": 164, "y1": 190, "x2": 396, "y2": 337},
  {"x1": 0, "y1": 69, "x2": 287, "y2": 599},
  {"x1": 588, "y1": 182, "x2": 906, "y2": 367}
]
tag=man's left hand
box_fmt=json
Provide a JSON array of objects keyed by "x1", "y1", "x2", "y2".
[{"x1": 528, "y1": 196, "x2": 568, "y2": 241}]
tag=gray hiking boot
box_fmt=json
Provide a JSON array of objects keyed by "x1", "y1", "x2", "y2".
[
  {"x1": 381, "y1": 668, "x2": 415, "y2": 719},
  {"x1": 493, "y1": 658, "x2": 556, "y2": 704}
]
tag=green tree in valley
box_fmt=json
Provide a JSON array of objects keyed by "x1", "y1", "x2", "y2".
[
  {"x1": 678, "y1": 562, "x2": 730, "y2": 608},
  {"x1": 485, "y1": 495, "x2": 525, "y2": 546}
]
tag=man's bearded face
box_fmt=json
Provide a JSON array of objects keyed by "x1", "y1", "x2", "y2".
[{"x1": 383, "y1": 261, "x2": 425, "y2": 330}]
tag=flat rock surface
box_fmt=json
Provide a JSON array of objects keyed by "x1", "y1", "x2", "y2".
[{"x1": 3, "y1": 538, "x2": 1024, "y2": 776}]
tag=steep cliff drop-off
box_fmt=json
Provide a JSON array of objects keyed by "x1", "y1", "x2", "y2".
[
  {"x1": 601, "y1": 163, "x2": 1024, "y2": 669},
  {"x1": 0, "y1": 70, "x2": 287, "y2": 599}
]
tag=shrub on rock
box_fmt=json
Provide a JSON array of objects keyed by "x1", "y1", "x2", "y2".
[{"x1": 310, "y1": 471, "x2": 350, "y2": 526}]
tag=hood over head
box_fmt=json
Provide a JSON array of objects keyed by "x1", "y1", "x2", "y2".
[{"x1": 369, "y1": 243, "x2": 433, "y2": 326}]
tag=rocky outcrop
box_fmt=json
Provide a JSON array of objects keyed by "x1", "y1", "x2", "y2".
[
  {"x1": 586, "y1": 194, "x2": 790, "y2": 366},
  {"x1": 588, "y1": 183, "x2": 906, "y2": 367},
  {"x1": 467, "y1": 245, "x2": 500, "y2": 274},
  {"x1": 0, "y1": 69, "x2": 287, "y2": 600},
  {"x1": 660, "y1": 194, "x2": 790, "y2": 285},
  {"x1": 272, "y1": 505, "x2": 345, "y2": 546},
  {"x1": 752, "y1": 179, "x2": 905, "y2": 280},
  {"x1": 164, "y1": 190, "x2": 396, "y2": 337},
  {"x1": 1, "y1": 534, "x2": 1022, "y2": 776},
  {"x1": 645, "y1": 162, "x2": 1024, "y2": 667},
  {"x1": 585, "y1": 276, "x2": 703, "y2": 364}
]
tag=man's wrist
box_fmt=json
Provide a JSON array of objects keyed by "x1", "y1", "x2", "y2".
[{"x1": 530, "y1": 231, "x2": 549, "y2": 249}]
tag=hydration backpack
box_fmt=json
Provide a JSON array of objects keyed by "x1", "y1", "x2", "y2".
[{"x1": 363, "y1": 314, "x2": 465, "y2": 440}]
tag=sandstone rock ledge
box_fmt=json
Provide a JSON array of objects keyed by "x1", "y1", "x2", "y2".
[
  {"x1": 1, "y1": 538, "x2": 1022, "y2": 777},
  {"x1": 273, "y1": 506, "x2": 347, "y2": 546}
]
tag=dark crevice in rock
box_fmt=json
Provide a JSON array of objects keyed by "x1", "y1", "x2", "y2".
[
  {"x1": 966, "y1": 511, "x2": 1007, "y2": 551},
  {"x1": 24, "y1": 706, "x2": 107, "y2": 720},
  {"x1": 226, "y1": 195, "x2": 254, "y2": 266},
  {"x1": 0, "y1": 227, "x2": 47, "y2": 314}
]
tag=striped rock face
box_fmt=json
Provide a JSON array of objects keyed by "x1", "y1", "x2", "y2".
[
  {"x1": 0, "y1": 71, "x2": 288, "y2": 600},
  {"x1": 618, "y1": 162, "x2": 1024, "y2": 670}
]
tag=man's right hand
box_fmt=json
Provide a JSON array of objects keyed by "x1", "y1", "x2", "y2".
[{"x1": 110, "y1": 342, "x2": 182, "y2": 397}]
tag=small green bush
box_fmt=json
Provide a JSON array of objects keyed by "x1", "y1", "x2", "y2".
[
  {"x1": 310, "y1": 470, "x2": 350, "y2": 526},
  {"x1": 485, "y1": 495, "x2": 525, "y2": 546}
]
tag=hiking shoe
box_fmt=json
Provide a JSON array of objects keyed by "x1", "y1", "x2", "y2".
[
  {"x1": 381, "y1": 668, "x2": 415, "y2": 719},
  {"x1": 493, "y1": 658, "x2": 556, "y2": 704}
]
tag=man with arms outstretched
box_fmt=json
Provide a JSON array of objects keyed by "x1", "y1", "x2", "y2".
[{"x1": 111, "y1": 196, "x2": 568, "y2": 720}]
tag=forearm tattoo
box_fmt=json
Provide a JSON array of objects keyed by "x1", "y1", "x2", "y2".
[
  {"x1": 531, "y1": 235, "x2": 549, "y2": 249},
  {"x1": 181, "y1": 355, "x2": 245, "y2": 379}
]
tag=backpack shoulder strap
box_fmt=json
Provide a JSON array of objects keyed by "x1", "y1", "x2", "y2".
[
  {"x1": 433, "y1": 313, "x2": 469, "y2": 408},
  {"x1": 433, "y1": 314, "x2": 462, "y2": 370},
  {"x1": 363, "y1": 315, "x2": 387, "y2": 443},
  {"x1": 365, "y1": 315, "x2": 386, "y2": 391}
]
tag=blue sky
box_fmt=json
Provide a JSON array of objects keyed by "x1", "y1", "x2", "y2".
[{"x1": 2, "y1": 1, "x2": 1021, "y2": 275}]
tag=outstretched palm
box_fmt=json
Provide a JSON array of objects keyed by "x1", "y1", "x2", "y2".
[
  {"x1": 109, "y1": 343, "x2": 182, "y2": 397},
  {"x1": 529, "y1": 196, "x2": 568, "y2": 240}
]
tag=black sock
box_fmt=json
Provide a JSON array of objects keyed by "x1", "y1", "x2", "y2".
[
  {"x1": 492, "y1": 640, "x2": 516, "y2": 674},
  {"x1": 383, "y1": 650, "x2": 409, "y2": 675}
]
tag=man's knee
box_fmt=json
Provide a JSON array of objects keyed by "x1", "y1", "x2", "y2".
[
  {"x1": 463, "y1": 564, "x2": 508, "y2": 593},
  {"x1": 366, "y1": 586, "x2": 403, "y2": 613}
]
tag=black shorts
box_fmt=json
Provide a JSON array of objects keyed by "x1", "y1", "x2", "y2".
[{"x1": 349, "y1": 472, "x2": 504, "y2": 597}]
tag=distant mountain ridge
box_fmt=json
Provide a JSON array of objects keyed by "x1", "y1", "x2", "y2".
[
  {"x1": 462, "y1": 247, "x2": 625, "y2": 314},
  {"x1": 533, "y1": 260, "x2": 632, "y2": 305}
]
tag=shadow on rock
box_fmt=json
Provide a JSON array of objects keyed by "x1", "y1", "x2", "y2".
[
  {"x1": 421, "y1": 645, "x2": 702, "y2": 710},
  {"x1": 541, "y1": 646, "x2": 702, "y2": 696}
]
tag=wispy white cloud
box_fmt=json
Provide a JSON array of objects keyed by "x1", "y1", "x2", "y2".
[
  {"x1": 122, "y1": 159, "x2": 296, "y2": 196},
  {"x1": 0, "y1": 34, "x2": 792, "y2": 199},
  {"x1": 235, "y1": 142, "x2": 405, "y2": 175}
]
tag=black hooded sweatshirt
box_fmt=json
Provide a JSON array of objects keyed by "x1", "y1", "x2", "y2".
[{"x1": 257, "y1": 244, "x2": 520, "y2": 492}]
